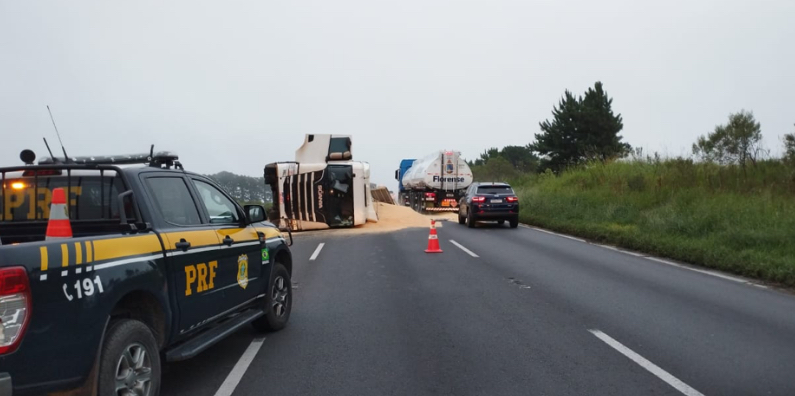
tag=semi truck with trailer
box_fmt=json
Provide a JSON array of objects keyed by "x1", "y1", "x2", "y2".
[{"x1": 396, "y1": 151, "x2": 473, "y2": 213}]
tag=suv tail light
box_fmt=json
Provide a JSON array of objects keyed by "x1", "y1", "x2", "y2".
[
  {"x1": 472, "y1": 196, "x2": 486, "y2": 203},
  {"x1": 506, "y1": 196, "x2": 518, "y2": 203},
  {"x1": 0, "y1": 267, "x2": 31, "y2": 355}
]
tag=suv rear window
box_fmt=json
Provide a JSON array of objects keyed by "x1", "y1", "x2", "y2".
[
  {"x1": 1, "y1": 175, "x2": 126, "y2": 222},
  {"x1": 477, "y1": 185, "x2": 514, "y2": 195}
]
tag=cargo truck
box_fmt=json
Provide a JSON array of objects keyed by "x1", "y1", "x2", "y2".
[{"x1": 396, "y1": 151, "x2": 473, "y2": 213}]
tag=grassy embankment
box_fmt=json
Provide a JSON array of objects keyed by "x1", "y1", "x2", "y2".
[{"x1": 509, "y1": 159, "x2": 795, "y2": 286}]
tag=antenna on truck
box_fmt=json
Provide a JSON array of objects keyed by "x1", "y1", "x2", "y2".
[
  {"x1": 42, "y1": 138, "x2": 57, "y2": 162},
  {"x1": 46, "y1": 105, "x2": 71, "y2": 163}
]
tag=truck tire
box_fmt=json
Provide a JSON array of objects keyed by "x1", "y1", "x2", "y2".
[
  {"x1": 509, "y1": 218, "x2": 519, "y2": 228},
  {"x1": 252, "y1": 263, "x2": 292, "y2": 332},
  {"x1": 98, "y1": 319, "x2": 161, "y2": 396},
  {"x1": 466, "y1": 210, "x2": 476, "y2": 228}
]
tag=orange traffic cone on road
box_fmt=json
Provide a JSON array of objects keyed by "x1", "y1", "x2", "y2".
[
  {"x1": 424, "y1": 220, "x2": 443, "y2": 253},
  {"x1": 46, "y1": 188, "x2": 72, "y2": 240}
]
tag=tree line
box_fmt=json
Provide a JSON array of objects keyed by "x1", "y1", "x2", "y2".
[
  {"x1": 205, "y1": 171, "x2": 272, "y2": 205},
  {"x1": 470, "y1": 81, "x2": 795, "y2": 180}
]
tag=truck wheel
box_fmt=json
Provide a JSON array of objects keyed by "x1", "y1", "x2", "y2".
[
  {"x1": 510, "y1": 218, "x2": 519, "y2": 228},
  {"x1": 466, "y1": 211, "x2": 476, "y2": 228},
  {"x1": 98, "y1": 319, "x2": 161, "y2": 396},
  {"x1": 253, "y1": 263, "x2": 292, "y2": 332},
  {"x1": 458, "y1": 211, "x2": 465, "y2": 225}
]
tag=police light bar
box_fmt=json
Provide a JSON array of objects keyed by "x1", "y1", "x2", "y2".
[{"x1": 33, "y1": 149, "x2": 181, "y2": 169}]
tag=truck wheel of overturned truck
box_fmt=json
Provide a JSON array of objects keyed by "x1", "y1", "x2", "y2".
[
  {"x1": 466, "y1": 211, "x2": 476, "y2": 228},
  {"x1": 253, "y1": 262, "x2": 292, "y2": 332},
  {"x1": 98, "y1": 319, "x2": 161, "y2": 396}
]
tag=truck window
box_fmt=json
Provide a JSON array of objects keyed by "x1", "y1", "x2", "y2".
[
  {"x1": 192, "y1": 180, "x2": 240, "y2": 224},
  {"x1": 328, "y1": 137, "x2": 352, "y2": 160},
  {"x1": 146, "y1": 177, "x2": 202, "y2": 226}
]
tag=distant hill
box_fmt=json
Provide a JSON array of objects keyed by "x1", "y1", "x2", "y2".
[{"x1": 206, "y1": 171, "x2": 272, "y2": 205}]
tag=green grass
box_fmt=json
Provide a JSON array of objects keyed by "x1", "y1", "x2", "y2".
[{"x1": 508, "y1": 159, "x2": 795, "y2": 286}]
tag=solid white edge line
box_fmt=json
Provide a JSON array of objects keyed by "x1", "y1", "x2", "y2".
[
  {"x1": 449, "y1": 240, "x2": 479, "y2": 258},
  {"x1": 213, "y1": 337, "x2": 266, "y2": 396},
  {"x1": 309, "y1": 242, "x2": 325, "y2": 261},
  {"x1": 644, "y1": 256, "x2": 760, "y2": 286},
  {"x1": 588, "y1": 329, "x2": 704, "y2": 396},
  {"x1": 522, "y1": 224, "x2": 764, "y2": 288},
  {"x1": 531, "y1": 227, "x2": 587, "y2": 242}
]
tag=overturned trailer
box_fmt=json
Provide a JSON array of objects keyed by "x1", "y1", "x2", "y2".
[{"x1": 265, "y1": 135, "x2": 378, "y2": 231}]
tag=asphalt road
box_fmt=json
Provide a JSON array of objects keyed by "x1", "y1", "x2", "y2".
[{"x1": 161, "y1": 220, "x2": 795, "y2": 396}]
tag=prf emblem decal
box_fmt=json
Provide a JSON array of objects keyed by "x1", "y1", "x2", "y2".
[
  {"x1": 237, "y1": 254, "x2": 249, "y2": 289},
  {"x1": 446, "y1": 159, "x2": 454, "y2": 174},
  {"x1": 261, "y1": 248, "x2": 270, "y2": 264}
]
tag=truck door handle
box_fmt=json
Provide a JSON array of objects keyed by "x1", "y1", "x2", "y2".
[
  {"x1": 223, "y1": 235, "x2": 235, "y2": 246},
  {"x1": 175, "y1": 239, "x2": 191, "y2": 252}
]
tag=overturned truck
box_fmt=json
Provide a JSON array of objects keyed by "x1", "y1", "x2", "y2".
[{"x1": 265, "y1": 134, "x2": 378, "y2": 231}]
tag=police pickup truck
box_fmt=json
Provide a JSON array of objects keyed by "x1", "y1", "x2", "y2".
[{"x1": 0, "y1": 149, "x2": 293, "y2": 396}]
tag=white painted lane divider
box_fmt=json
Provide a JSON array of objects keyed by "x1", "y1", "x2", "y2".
[
  {"x1": 213, "y1": 337, "x2": 266, "y2": 396},
  {"x1": 309, "y1": 243, "x2": 325, "y2": 261},
  {"x1": 588, "y1": 329, "x2": 704, "y2": 396},
  {"x1": 450, "y1": 240, "x2": 479, "y2": 258}
]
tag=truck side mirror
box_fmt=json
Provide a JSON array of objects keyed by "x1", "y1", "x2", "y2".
[
  {"x1": 245, "y1": 205, "x2": 266, "y2": 224},
  {"x1": 394, "y1": 170, "x2": 399, "y2": 180}
]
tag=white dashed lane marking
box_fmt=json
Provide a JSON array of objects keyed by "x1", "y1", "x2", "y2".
[
  {"x1": 589, "y1": 329, "x2": 704, "y2": 396},
  {"x1": 213, "y1": 337, "x2": 266, "y2": 396},
  {"x1": 309, "y1": 243, "x2": 325, "y2": 261},
  {"x1": 450, "y1": 240, "x2": 479, "y2": 258}
]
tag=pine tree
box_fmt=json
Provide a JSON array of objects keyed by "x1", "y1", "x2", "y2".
[
  {"x1": 580, "y1": 82, "x2": 629, "y2": 161},
  {"x1": 532, "y1": 82, "x2": 629, "y2": 172},
  {"x1": 531, "y1": 90, "x2": 582, "y2": 172}
]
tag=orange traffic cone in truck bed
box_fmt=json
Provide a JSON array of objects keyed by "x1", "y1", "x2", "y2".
[
  {"x1": 46, "y1": 188, "x2": 72, "y2": 240},
  {"x1": 424, "y1": 220, "x2": 443, "y2": 253}
]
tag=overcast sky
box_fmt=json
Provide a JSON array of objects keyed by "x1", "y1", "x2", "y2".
[{"x1": 2, "y1": 0, "x2": 793, "y2": 188}]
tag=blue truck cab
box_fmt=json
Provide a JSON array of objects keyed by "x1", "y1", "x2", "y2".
[{"x1": 394, "y1": 159, "x2": 416, "y2": 206}]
